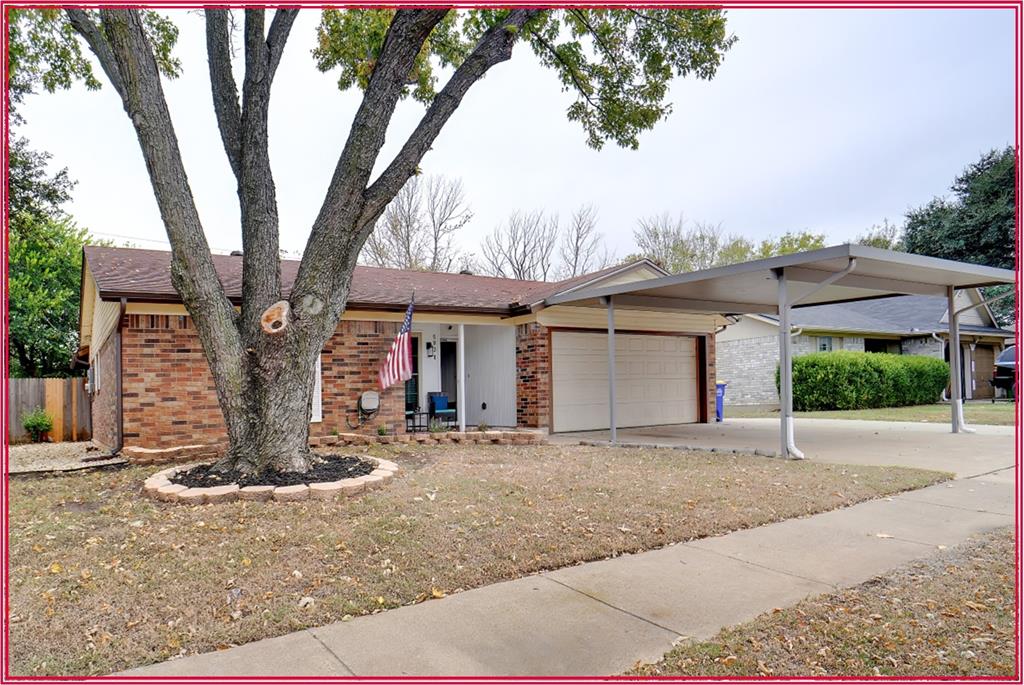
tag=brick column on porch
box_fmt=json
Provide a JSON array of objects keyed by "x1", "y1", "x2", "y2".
[
  {"x1": 515, "y1": 323, "x2": 550, "y2": 429},
  {"x1": 705, "y1": 333, "x2": 717, "y2": 423}
]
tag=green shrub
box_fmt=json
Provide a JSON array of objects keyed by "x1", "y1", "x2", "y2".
[
  {"x1": 376, "y1": 424, "x2": 389, "y2": 436},
  {"x1": 779, "y1": 351, "x2": 949, "y2": 411},
  {"x1": 22, "y1": 407, "x2": 53, "y2": 442}
]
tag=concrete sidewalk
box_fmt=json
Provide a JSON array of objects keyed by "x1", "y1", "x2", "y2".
[{"x1": 125, "y1": 466, "x2": 1015, "y2": 677}]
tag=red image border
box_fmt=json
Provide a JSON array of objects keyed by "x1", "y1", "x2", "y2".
[{"x1": 1, "y1": 1, "x2": 1020, "y2": 682}]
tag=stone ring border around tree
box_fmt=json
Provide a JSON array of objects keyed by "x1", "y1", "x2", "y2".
[{"x1": 143, "y1": 456, "x2": 400, "y2": 504}]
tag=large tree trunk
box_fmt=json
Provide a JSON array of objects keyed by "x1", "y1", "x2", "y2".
[
  {"x1": 220, "y1": 348, "x2": 318, "y2": 474},
  {"x1": 74, "y1": 8, "x2": 538, "y2": 474},
  {"x1": 215, "y1": 293, "x2": 329, "y2": 474}
]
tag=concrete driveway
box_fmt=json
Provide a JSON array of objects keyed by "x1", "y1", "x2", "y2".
[{"x1": 551, "y1": 417, "x2": 1015, "y2": 478}]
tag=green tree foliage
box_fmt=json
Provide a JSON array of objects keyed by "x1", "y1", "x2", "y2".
[
  {"x1": 902, "y1": 146, "x2": 1015, "y2": 324},
  {"x1": 754, "y1": 231, "x2": 827, "y2": 258},
  {"x1": 9, "y1": 135, "x2": 74, "y2": 222},
  {"x1": 8, "y1": 212, "x2": 94, "y2": 377},
  {"x1": 7, "y1": 12, "x2": 107, "y2": 377},
  {"x1": 8, "y1": 123, "x2": 88, "y2": 379},
  {"x1": 7, "y1": 8, "x2": 180, "y2": 109},
  {"x1": 855, "y1": 219, "x2": 903, "y2": 250},
  {"x1": 315, "y1": 9, "x2": 737, "y2": 150},
  {"x1": 783, "y1": 351, "x2": 949, "y2": 411},
  {"x1": 904, "y1": 147, "x2": 1014, "y2": 269},
  {"x1": 632, "y1": 213, "x2": 826, "y2": 273}
]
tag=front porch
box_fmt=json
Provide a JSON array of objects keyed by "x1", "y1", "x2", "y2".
[{"x1": 405, "y1": 322, "x2": 517, "y2": 431}]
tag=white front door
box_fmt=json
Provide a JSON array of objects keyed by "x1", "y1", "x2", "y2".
[{"x1": 551, "y1": 331, "x2": 699, "y2": 432}]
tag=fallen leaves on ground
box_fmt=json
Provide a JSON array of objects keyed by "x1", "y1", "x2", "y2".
[
  {"x1": 8, "y1": 443, "x2": 946, "y2": 676},
  {"x1": 632, "y1": 527, "x2": 1015, "y2": 677}
]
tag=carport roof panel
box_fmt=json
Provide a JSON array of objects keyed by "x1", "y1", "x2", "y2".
[{"x1": 544, "y1": 244, "x2": 1016, "y2": 314}]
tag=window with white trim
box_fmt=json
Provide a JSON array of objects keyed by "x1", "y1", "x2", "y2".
[
  {"x1": 311, "y1": 356, "x2": 323, "y2": 423},
  {"x1": 817, "y1": 336, "x2": 833, "y2": 352}
]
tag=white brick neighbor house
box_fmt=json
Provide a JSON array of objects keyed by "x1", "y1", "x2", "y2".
[{"x1": 716, "y1": 289, "x2": 1014, "y2": 406}]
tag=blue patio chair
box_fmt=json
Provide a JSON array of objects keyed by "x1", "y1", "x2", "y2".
[{"x1": 428, "y1": 392, "x2": 457, "y2": 428}]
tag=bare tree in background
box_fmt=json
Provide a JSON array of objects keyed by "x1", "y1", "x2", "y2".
[
  {"x1": 558, "y1": 205, "x2": 611, "y2": 278},
  {"x1": 634, "y1": 213, "x2": 760, "y2": 272},
  {"x1": 687, "y1": 221, "x2": 726, "y2": 270},
  {"x1": 361, "y1": 176, "x2": 423, "y2": 269},
  {"x1": 481, "y1": 210, "x2": 559, "y2": 280},
  {"x1": 361, "y1": 175, "x2": 472, "y2": 271},
  {"x1": 424, "y1": 176, "x2": 473, "y2": 271},
  {"x1": 634, "y1": 212, "x2": 692, "y2": 272}
]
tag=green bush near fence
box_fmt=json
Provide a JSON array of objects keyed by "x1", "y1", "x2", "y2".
[
  {"x1": 22, "y1": 406, "x2": 53, "y2": 442},
  {"x1": 777, "y1": 351, "x2": 950, "y2": 411}
]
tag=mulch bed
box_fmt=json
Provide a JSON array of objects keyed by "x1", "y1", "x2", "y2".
[{"x1": 170, "y1": 455, "x2": 375, "y2": 488}]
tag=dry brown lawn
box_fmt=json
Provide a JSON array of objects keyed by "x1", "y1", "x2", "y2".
[
  {"x1": 633, "y1": 527, "x2": 1016, "y2": 678},
  {"x1": 8, "y1": 443, "x2": 947, "y2": 676}
]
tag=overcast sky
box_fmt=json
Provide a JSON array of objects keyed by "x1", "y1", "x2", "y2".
[{"x1": 17, "y1": 8, "x2": 1016, "y2": 263}]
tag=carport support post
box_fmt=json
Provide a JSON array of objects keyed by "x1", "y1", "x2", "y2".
[
  {"x1": 457, "y1": 324, "x2": 466, "y2": 433},
  {"x1": 947, "y1": 286, "x2": 963, "y2": 433},
  {"x1": 776, "y1": 270, "x2": 795, "y2": 458},
  {"x1": 602, "y1": 295, "x2": 617, "y2": 444}
]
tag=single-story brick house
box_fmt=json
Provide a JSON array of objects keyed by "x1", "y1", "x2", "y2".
[
  {"x1": 716, "y1": 290, "x2": 1014, "y2": 406},
  {"x1": 79, "y1": 246, "x2": 727, "y2": 452}
]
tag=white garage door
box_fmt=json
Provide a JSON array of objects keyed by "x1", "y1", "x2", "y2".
[{"x1": 551, "y1": 331, "x2": 699, "y2": 432}]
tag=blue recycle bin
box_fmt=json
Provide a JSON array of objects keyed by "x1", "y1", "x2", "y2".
[{"x1": 715, "y1": 382, "x2": 727, "y2": 422}]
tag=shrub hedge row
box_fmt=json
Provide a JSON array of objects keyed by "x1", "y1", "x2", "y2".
[{"x1": 778, "y1": 351, "x2": 950, "y2": 411}]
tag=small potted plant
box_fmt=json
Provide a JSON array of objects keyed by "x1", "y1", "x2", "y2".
[{"x1": 23, "y1": 407, "x2": 53, "y2": 443}]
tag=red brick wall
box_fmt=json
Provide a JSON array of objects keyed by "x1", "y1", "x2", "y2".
[
  {"x1": 515, "y1": 323, "x2": 550, "y2": 429},
  {"x1": 705, "y1": 334, "x2": 716, "y2": 423},
  {"x1": 121, "y1": 314, "x2": 224, "y2": 448},
  {"x1": 316, "y1": 320, "x2": 404, "y2": 437},
  {"x1": 90, "y1": 333, "x2": 119, "y2": 450},
  {"x1": 119, "y1": 315, "x2": 406, "y2": 449}
]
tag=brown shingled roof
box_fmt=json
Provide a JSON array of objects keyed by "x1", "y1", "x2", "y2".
[{"x1": 83, "y1": 246, "x2": 651, "y2": 314}]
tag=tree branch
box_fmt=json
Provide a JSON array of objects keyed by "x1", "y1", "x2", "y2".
[
  {"x1": 626, "y1": 8, "x2": 677, "y2": 31},
  {"x1": 64, "y1": 9, "x2": 127, "y2": 101},
  {"x1": 568, "y1": 9, "x2": 623, "y2": 71},
  {"x1": 234, "y1": 8, "x2": 290, "y2": 335},
  {"x1": 320, "y1": 10, "x2": 448, "y2": 216},
  {"x1": 96, "y1": 9, "x2": 244, "y2": 396},
  {"x1": 291, "y1": 10, "x2": 449, "y2": 315},
  {"x1": 361, "y1": 9, "x2": 542, "y2": 222},
  {"x1": 205, "y1": 9, "x2": 242, "y2": 180},
  {"x1": 530, "y1": 29, "x2": 611, "y2": 121},
  {"x1": 266, "y1": 9, "x2": 299, "y2": 80}
]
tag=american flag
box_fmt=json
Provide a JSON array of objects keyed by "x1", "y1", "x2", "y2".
[{"x1": 379, "y1": 296, "x2": 415, "y2": 391}]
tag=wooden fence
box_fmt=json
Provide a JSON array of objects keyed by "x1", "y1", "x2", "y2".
[{"x1": 8, "y1": 377, "x2": 91, "y2": 443}]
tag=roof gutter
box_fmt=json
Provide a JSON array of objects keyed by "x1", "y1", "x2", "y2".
[{"x1": 95, "y1": 292, "x2": 513, "y2": 317}]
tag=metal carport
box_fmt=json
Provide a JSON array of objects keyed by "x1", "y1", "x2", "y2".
[{"x1": 544, "y1": 244, "x2": 1016, "y2": 458}]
